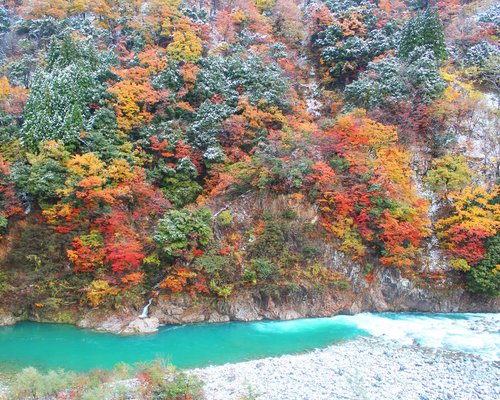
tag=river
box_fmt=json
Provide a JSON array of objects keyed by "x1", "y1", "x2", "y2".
[{"x1": 0, "y1": 312, "x2": 498, "y2": 373}]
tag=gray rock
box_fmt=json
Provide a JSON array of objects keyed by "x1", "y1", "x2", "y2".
[
  {"x1": 122, "y1": 317, "x2": 160, "y2": 334},
  {"x1": 207, "y1": 311, "x2": 230, "y2": 323},
  {"x1": 0, "y1": 312, "x2": 16, "y2": 327}
]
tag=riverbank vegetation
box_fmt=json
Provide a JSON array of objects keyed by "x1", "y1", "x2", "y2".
[
  {"x1": 1, "y1": 360, "x2": 203, "y2": 400},
  {"x1": 0, "y1": 0, "x2": 498, "y2": 322}
]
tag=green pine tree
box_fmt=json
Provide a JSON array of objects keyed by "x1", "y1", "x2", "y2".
[{"x1": 399, "y1": 7, "x2": 447, "y2": 61}]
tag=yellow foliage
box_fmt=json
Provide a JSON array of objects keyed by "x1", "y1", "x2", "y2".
[
  {"x1": 67, "y1": 0, "x2": 88, "y2": 15},
  {"x1": 440, "y1": 69, "x2": 456, "y2": 83},
  {"x1": 254, "y1": 0, "x2": 275, "y2": 11},
  {"x1": 0, "y1": 75, "x2": 27, "y2": 115},
  {"x1": 442, "y1": 86, "x2": 461, "y2": 102},
  {"x1": 232, "y1": 9, "x2": 248, "y2": 24},
  {"x1": 440, "y1": 68, "x2": 482, "y2": 100},
  {"x1": 449, "y1": 258, "x2": 471, "y2": 271},
  {"x1": 436, "y1": 187, "x2": 500, "y2": 236},
  {"x1": 106, "y1": 159, "x2": 135, "y2": 182},
  {"x1": 0, "y1": 76, "x2": 12, "y2": 100},
  {"x1": 339, "y1": 230, "x2": 366, "y2": 258},
  {"x1": 21, "y1": 0, "x2": 69, "y2": 19},
  {"x1": 375, "y1": 147, "x2": 421, "y2": 205},
  {"x1": 67, "y1": 153, "x2": 106, "y2": 178},
  {"x1": 108, "y1": 80, "x2": 158, "y2": 132},
  {"x1": 146, "y1": 0, "x2": 183, "y2": 37},
  {"x1": 166, "y1": 30, "x2": 202, "y2": 63},
  {"x1": 363, "y1": 117, "x2": 398, "y2": 150},
  {"x1": 43, "y1": 203, "x2": 73, "y2": 222},
  {"x1": 86, "y1": 280, "x2": 119, "y2": 307},
  {"x1": 27, "y1": 140, "x2": 70, "y2": 168}
]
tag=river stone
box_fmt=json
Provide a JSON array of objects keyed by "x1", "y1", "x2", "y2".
[
  {"x1": 0, "y1": 312, "x2": 15, "y2": 326},
  {"x1": 123, "y1": 317, "x2": 160, "y2": 334},
  {"x1": 191, "y1": 337, "x2": 500, "y2": 400},
  {"x1": 77, "y1": 314, "x2": 127, "y2": 333}
]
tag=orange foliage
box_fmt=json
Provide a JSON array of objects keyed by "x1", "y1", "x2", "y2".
[
  {"x1": 0, "y1": 156, "x2": 24, "y2": 221},
  {"x1": 159, "y1": 267, "x2": 208, "y2": 295},
  {"x1": 436, "y1": 187, "x2": 499, "y2": 266},
  {"x1": 0, "y1": 76, "x2": 28, "y2": 116},
  {"x1": 311, "y1": 111, "x2": 429, "y2": 267},
  {"x1": 44, "y1": 152, "x2": 169, "y2": 282},
  {"x1": 108, "y1": 48, "x2": 169, "y2": 132}
]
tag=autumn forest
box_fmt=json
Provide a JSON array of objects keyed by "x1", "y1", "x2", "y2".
[{"x1": 0, "y1": 0, "x2": 498, "y2": 323}]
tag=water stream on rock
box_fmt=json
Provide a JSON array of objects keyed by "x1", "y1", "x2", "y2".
[{"x1": 139, "y1": 298, "x2": 154, "y2": 319}]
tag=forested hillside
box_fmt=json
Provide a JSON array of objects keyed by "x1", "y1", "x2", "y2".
[{"x1": 0, "y1": 0, "x2": 498, "y2": 325}]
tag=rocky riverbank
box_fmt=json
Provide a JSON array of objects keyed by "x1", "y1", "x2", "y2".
[
  {"x1": 191, "y1": 337, "x2": 500, "y2": 400},
  {"x1": 1, "y1": 274, "x2": 499, "y2": 335},
  {"x1": 52, "y1": 271, "x2": 500, "y2": 334}
]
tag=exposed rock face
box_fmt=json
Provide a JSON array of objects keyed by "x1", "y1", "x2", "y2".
[
  {"x1": 151, "y1": 295, "x2": 209, "y2": 324},
  {"x1": 219, "y1": 292, "x2": 263, "y2": 321},
  {"x1": 207, "y1": 310, "x2": 230, "y2": 323},
  {"x1": 374, "y1": 268, "x2": 500, "y2": 313},
  {"x1": 136, "y1": 267, "x2": 498, "y2": 334},
  {"x1": 0, "y1": 311, "x2": 16, "y2": 327}
]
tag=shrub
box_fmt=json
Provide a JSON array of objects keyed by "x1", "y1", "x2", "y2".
[
  {"x1": 217, "y1": 210, "x2": 233, "y2": 226},
  {"x1": 424, "y1": 155, "x2": 472, "y2": 197},
  {"x1": 330, "y1": 280, "x2": 351, "y2": 291},
  {"x1": 300, "y1": 244, "x2": 321, "y2": 260},
  {"x1": 6, "y1": 360, "x2": 204, "y2": 400},
  {"x1": 449, "y1": 258, "x2": 470, "y2": 272},
  {"x1": 155, "y1": 208, "x2": 213, "y2": 257},
  {"x1": 0, "y1": 269, "x2": 8, "y2": 296},
  {"x1": 80, "y1": 385, "x2": 113, "y2": 400},
  {"x1": 0, "y1": 215, "x2": 8, "y2": 234},
  {"x1": 9, "y1": 367, "x2": 76, "y2": 400},
  {"x1": 284, "y1": 282, "x2": 302, "y2": 297},
  {"x1": 209, "y1": 279, "x2": 234, "y2": 299},
  {"x1": 281, "y1": 208, "x2": 297, "y2": 220},
  {"x1": 194, "y1": 253, "x2": 234, "y2": 281},
  {"x1": 251, "y1": 221, "x2": 285, "y2": 258},
  {"x1": 363, "y1": 263, "x2": 373, "y2": 275},
  {"x1": 251, "y1": 258, "x2": 280, "y2": 281},
  {"x1": 243, "y1": 269, "x2": 257, "y2": 285},
  {"x1": 309, "y1": 282, "x2": 326, "y2": 296},
  {"x1": 138, "y1": 360, "x2": 203, "y2": 400},
  {"x1": 161, "y1": 178, "x2": 202, "y2": 208},
  {"x1": 86, "y1": 279, "x2": 119, "y2": 308},
  {"x1": 259, "y1": 283, "x2": 281, "y2": 299}
]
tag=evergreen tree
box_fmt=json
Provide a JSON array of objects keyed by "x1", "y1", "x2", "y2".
[
  {"x1": 468, "y1": 235, "x2": 500, "y2": 297},
  {"x1": 399, "y1": 8, "x2": 447, "y2": 61},
  {"x1": 0, "y1": 6, "x2": 10, "y2": 34},
  {"x1": 21, "y1": 35, "x2": 114, "y2": 150}
]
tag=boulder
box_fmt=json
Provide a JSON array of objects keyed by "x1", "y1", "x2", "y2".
[
  {"x1": 123, "y1": 317, "x2": 160, "y2": 334},
  {"x1": 0, "y1": 312, "x2": 16, "y2": 327}
]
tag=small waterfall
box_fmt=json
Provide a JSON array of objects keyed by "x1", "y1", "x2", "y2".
[{"x1": 139, "y1": 298, "x2": 154, "y2": 319}]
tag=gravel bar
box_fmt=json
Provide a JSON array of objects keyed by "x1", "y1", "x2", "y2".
[{"x1": 191, "y1": 338, "x2": 500, "y2": 400}]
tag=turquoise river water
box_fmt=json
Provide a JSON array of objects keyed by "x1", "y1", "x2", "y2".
[{"x1": 0, "y1": 313, "x2": 498, "y2": 372}]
